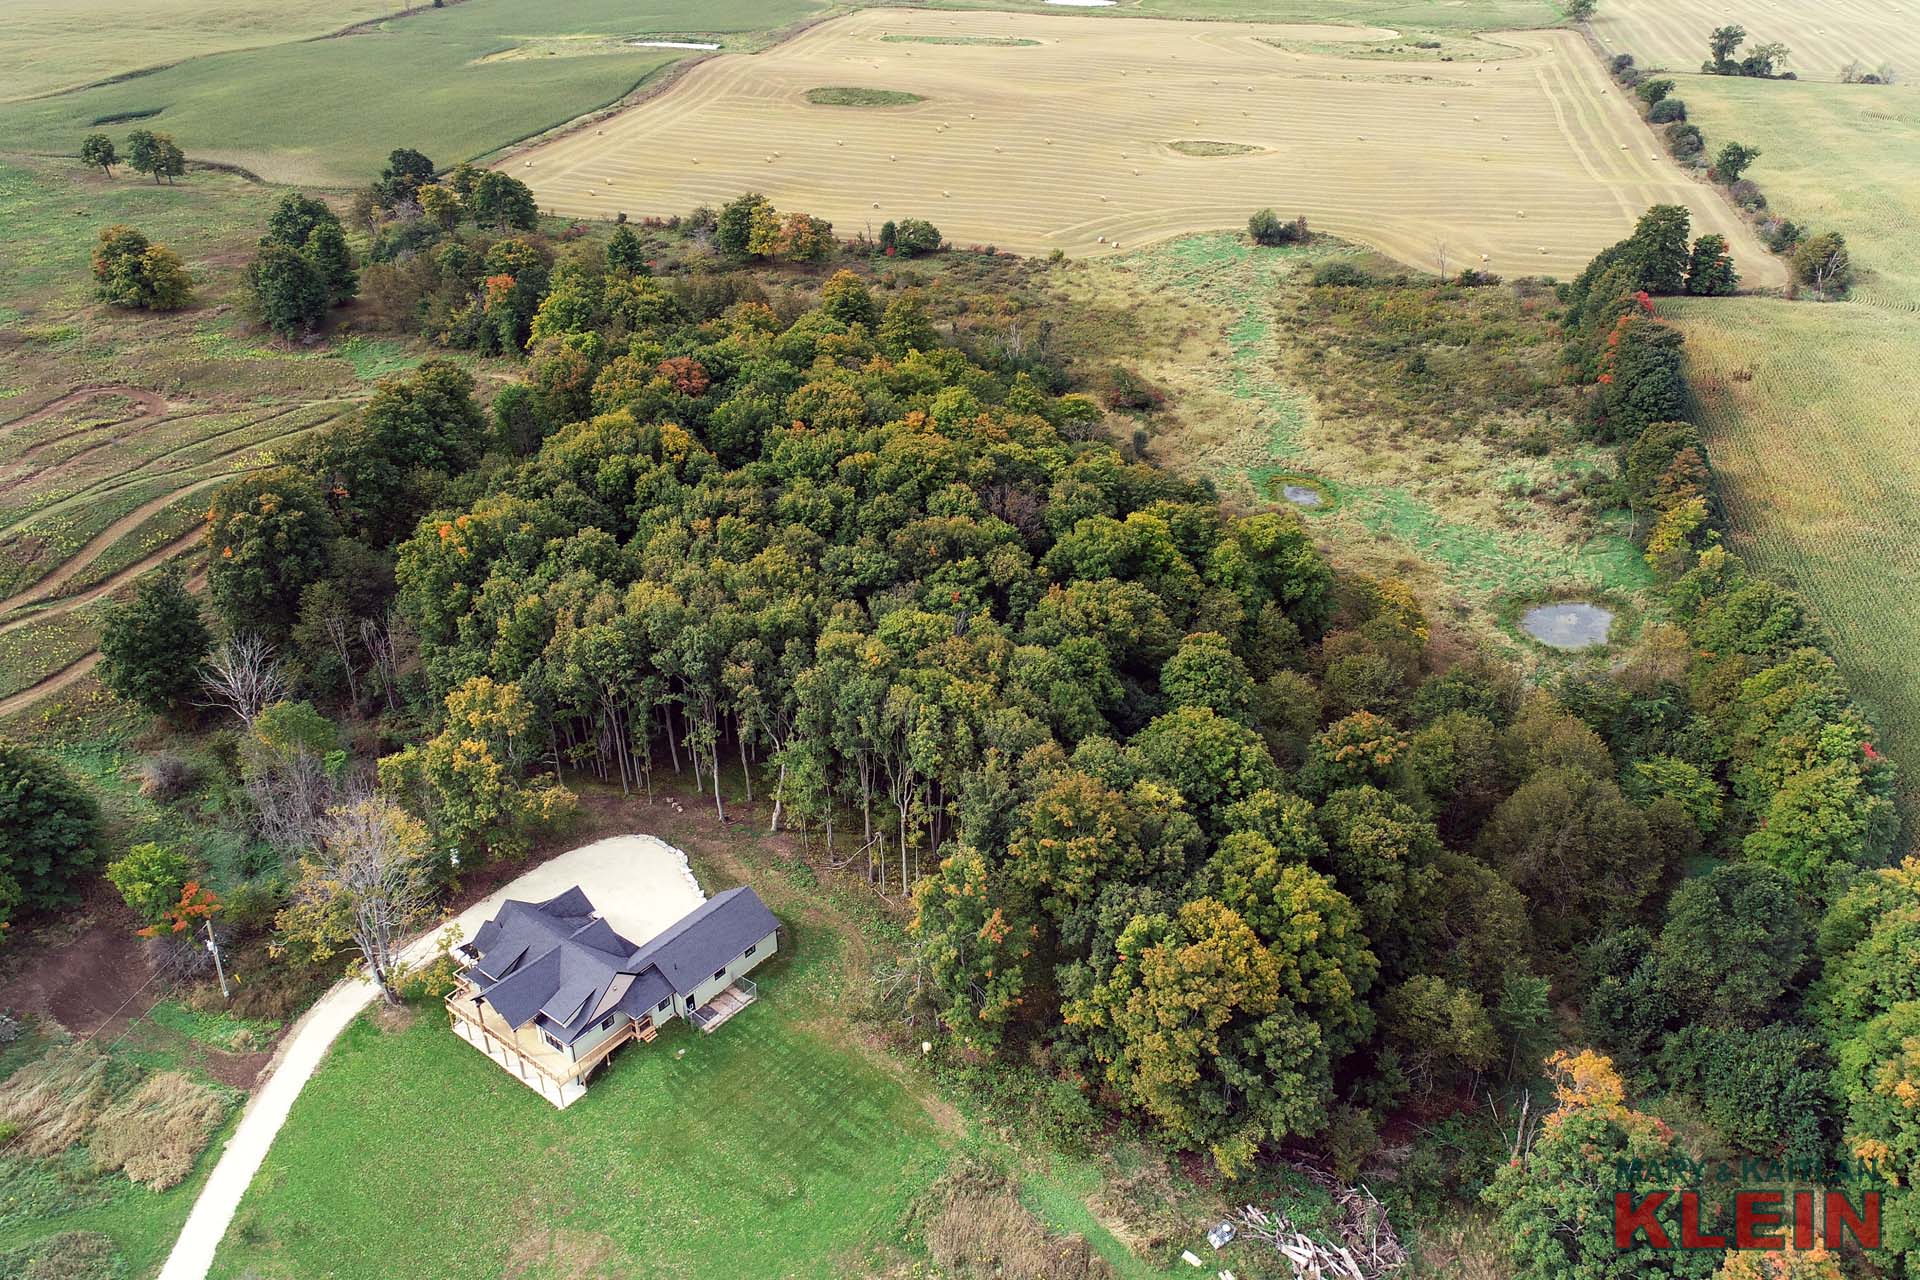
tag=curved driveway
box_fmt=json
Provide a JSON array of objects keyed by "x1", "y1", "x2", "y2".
[{"x1": 156, "y1": 834, "x2": 705, "y2": 1280}]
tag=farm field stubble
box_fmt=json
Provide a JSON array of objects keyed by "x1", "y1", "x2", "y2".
[
  {"x1": 1588, "y1": 0, "x2": 1920, "y2": 83},
  {"x1": 1667, "y1": 295, "x2": 1920, "y2": 821},
  {"x1": 509, "y1": 7, "x2": 1784, "y2": 284}
]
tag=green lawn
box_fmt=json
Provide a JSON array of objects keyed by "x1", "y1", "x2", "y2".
[
  {"x1": 0, "y1": 0, "x2": 825, "y2": 188},
  {"x1": 210, "y1": 927, "x2": 957, "y2": 1279}
]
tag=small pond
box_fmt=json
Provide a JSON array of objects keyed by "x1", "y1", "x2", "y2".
[
  {"x1": 1519, "y1": 602, "x2": 1614, "y2": 650},
  {"x1": 1281, "y1": 484, "x2": 1325, "y2": 508}
]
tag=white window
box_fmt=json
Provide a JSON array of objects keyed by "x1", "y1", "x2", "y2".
[
  {"x1": 744, "y1": 943, "x2": 757, "y2": 958},
  {"x1": 712, "y1": 968, "x2": 727, "y2": 983},
  {"x1": 599, "y1": 1015, "x2": 615, "y2": 1032},
  {"x1": 657, "y1": 997, "x2": 671, "y2": 1012},
  {"x1": 543, "y1": 1031, "x2": 563, "y2": 1052}
]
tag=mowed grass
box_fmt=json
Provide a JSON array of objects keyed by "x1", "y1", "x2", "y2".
[
  {"x1": 1671, "y1": 76, "x2": 1920, "y2": 306},
  {"x1": 209, "y1": 934, "x2": 955, "y2": 1279},
  {"x1": 1669, "y1": 295, "x2": 1920, "y2": 819},
  {"x1": 0, "y1": 0, "x2": 824, "y2": 188},
  {"x1": 0, "y1": 0, "x2": 398, "y2": 103}
]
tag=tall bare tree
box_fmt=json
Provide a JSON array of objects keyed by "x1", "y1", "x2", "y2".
[
  {"x1": 197, "y1": 634, "x2": 288, "y2": 726},
  {"x1": 276, "y1": 796, "x2": 435, "y2": 1003}
]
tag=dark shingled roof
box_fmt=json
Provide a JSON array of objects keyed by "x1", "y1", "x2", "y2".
[{"x1": 460, "y1": 884, "x2": 777, "y2": 1047}]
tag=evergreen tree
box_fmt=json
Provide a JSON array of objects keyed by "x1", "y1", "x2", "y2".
[
  {"x1": 1684, "y1": 233, "x2": 1739, "y2": 295},
  {"x1": 606, "y1": 224, "x2": 648, "y2": 275},
  {"x1": 98, "y1": 563, "x2": 212, "y2": 716}
]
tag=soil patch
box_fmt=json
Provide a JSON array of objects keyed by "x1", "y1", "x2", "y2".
[{"x1": 0, "y1": 882, "x2": 152, "y2": 1039}]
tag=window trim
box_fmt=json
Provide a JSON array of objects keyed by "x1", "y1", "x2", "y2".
[
  {"x1": 743, "y1": 943, "x2": 757, "y2": 958},
  {"x1": 712, "y1": 967, "x2": 727, "y2": 983}
]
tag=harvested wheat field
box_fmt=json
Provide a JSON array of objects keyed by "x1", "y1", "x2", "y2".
[
  {"x1": 510, "y1": 7, "x2": 1781, "y2": 283},
  {"x1": 1589, "y1": 0, "x2": 1920, "y2": 81}
]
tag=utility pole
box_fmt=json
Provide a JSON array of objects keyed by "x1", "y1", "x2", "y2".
[{"x1": 205, "y1": 919, "x2": 230, "y2": 1001}]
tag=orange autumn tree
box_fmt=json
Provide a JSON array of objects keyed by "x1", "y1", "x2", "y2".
[
  {"x1": 136, "y1": 880, "x2": 221, "y2": 939},
  {"x1": 1486, "y1": 1049, "x2": 1716, "y2": 1279},
  {"x1": 1715, "y1": 1247, "x2": 1847, "y2": 1280}
]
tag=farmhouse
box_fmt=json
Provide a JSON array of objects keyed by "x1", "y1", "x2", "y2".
[{"x1": 446, "y1": 884, "x2": 779, "y2": 1107}]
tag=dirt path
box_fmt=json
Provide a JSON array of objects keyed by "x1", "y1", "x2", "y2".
[
  {"x1": 0, "y1": 883, "x2": 153, "y2": 1041},
  {"x1": 0, "y1": 652, "x2": 102, "y2": 720},
  {"x1": 0, "y1": 564, "x2": 205, "y2": 721},
  {"x1": 0, "y1": 385, "x2": 167, "y2": 439},
  {"x1": 0, "y1": 479, "x2": 217, "y2": 621},
  {"x1": 0, "y1": 525, "x2": 205, "y2": 638}
]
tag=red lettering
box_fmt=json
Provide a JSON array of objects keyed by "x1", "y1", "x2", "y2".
[
  {"x1": 1826, "y1": 1191, "x2": 1882, "y2": 1250},
  {"x1": 1680, "y1": 1191, "x2": 1727, "y2": 1250},
  {"x1": 1794, "y1": 1191, "x2": 1815, "y2": 1249},
  {"x1": 1734, "y1": 1191, "x2": 1785, "y2": 1250},
  {"x1": 1615, "y1": 1191, "x2": 1672, "y2": 1249}
]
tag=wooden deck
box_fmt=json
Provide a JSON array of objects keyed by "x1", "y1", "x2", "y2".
[
  {"x1": 690, "y1": 979, "x2": 758, "y2": 1034},
  {"x1": 445, "y1": 980, "x2": 656, "y2": 1109}
]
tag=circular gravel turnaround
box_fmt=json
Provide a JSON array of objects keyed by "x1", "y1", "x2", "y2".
[
  {"x1": 155, "y1": 835, "x2": 706, "y2": 1280},
  {"x1": 507, "y1": 7, "x2": 1782, "y2": 283}
]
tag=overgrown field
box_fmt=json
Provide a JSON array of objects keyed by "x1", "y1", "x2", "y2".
[
  {"x1": 0, "y1": 1013, "x2": 256, "y2": 1274},
  {"x1": 0, "y1": 156, "x2": 422, "y2": 720},
  {"x1": 512, "y1": 8, "x2": 1781, "y2": 283},
  {"x1": 1661, "y1": 75, "x2": 1920, "y2": 306},
  {"x1": 0, "y1": 0, "x2": 824, "y2": 188},
  {"x1": 1589, "y1": 0, "x2": 1920, "y2": 82},
  {"x1": 1669, "y1": 295, "x2": 1920, "y2": 819},
  {"x1": 0, "y1": 0, "x2": 397, "y2": 103},
  {"x1": 1051, "y1": 233, "x2": 1651, "y2": 652}
]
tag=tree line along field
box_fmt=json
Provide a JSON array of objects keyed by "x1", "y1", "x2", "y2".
[
  {"x1": 1652, "y1": 75, "x2": 1920, "y2": 307},
  {"x1": 1669, "y1": 295, "x2": 1920, "y2": 821},
  {"x1": 0, "y1": 0, "x2": 826, "y2": 190},
  {"x1": 510, "y1": 7, "x2": 1783, "y2": 284},
  {"x1": 1589, "y1": 0, "x2": 1920, "y2": 82}
]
